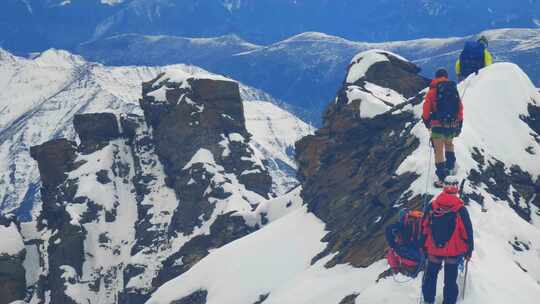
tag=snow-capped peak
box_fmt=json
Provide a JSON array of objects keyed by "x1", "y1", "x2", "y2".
[
  {"x1": 158, "y1": 67, "x2": 231, "y2": 84},
  {"x1": 0, "y1": 48, "x2": 17, "y2": 63},
  {"x1": 347, "y1": 50, "x2": 409, "y2": 84},
  {"x1": 282, "y1": 31, "x2": 355, "y2": 44},
  {"x1": 34, "y1": 49, "x2": 86, "y2": 68}
]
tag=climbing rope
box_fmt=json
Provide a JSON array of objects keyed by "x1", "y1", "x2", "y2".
[
  {"x1": 422, "y1": 139, "x2": 434, "y2": 212},
  {"x1": 392, "y1": 252, "x2": 426, "y2": 284}
]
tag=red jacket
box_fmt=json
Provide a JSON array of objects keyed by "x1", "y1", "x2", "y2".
[
  {"x1": 422, "y1": 77, "x2": 464, "y2": 127},
  {"x1": 422, "y1": 188, "x2": 473, "y2": 257}
]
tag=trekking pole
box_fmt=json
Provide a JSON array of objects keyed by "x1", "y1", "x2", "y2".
[
  {"x1": 462, "y1": 259, "x2": 470, "y2": 301},
  {"x1": 417, "y1": 258, "x2": 429, "y2": 304}
]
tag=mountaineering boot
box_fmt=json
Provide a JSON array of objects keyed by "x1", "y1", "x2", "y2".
[
  {"x1": 434, "y1": 162, "x2": 448, "y2": 188},
  {"x1": 445, "y1": 151, "x2": 457, "y2": 175}
]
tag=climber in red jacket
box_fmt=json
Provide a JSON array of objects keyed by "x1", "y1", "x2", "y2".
[
  {"x1": 422, "y1": 68, "x2": 464, "y2": 187},
  {"x1": 421, "y1": 177, "x2": 474, "y2": 304}
]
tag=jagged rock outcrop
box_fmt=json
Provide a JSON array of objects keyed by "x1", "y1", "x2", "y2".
[
  {"x1": 29, "y1": 139, "x2": 78, "y2": 194},
  {"x1": 140, "y1": 75, "x2": 272, "y2": 202},
  {"x1": 27, "y1": 72, "x2": 275, "y2": 304},
  {"x1": 130, "y1": 74, "x2": 273, "y2": 293},
  {"x1": 73, "y1": 113, "x2": 121, "y2": 153},
  {"x1": 0, "y1": 215, "x2": 26, "y2": 304},
  {"x1": 296, "y1": 51, "x2": 430, "y2": 267},
  {"x1": 29, "y1": 117, "x2": 123, "y2": 304}
]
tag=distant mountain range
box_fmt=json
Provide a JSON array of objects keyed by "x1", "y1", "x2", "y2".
[
  {"x1": 78, "y1": 28, "x2": 540, "y2": 123},
  {"x1": 2, "y1": 0, "x2": 540, "y2": 53}
]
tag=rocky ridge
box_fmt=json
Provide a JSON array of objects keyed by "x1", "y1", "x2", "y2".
[
  {"x1": 7, "y1": 72, "x2": 290, "y2": 303},
  {"x1": 296, "y1": 50, "x2": 431, "y2": 267},
  {"x1": 297, "y1": 50, "x2": 540, "y2": 269}
]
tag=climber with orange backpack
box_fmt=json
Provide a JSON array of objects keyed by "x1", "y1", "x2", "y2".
[
  {"x1": 421, "y1": 177, "x2": 474, "y2": 304},
  {"x1": 385, "y1": 209, "x2": 425, "y2": 278},
  {"x1": 422, "y1": 68, "x2": 464, "y2": 188}
]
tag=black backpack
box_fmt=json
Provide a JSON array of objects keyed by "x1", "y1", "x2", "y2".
[
  {"x1": 433, "y1": 81, "x2": 460, "y2": 123},
  {"x1": 429, "y1": 208, "x2": 459, "y2": 248},
  {"x1": 460, "y1": 41, "x2": 486, "y2": 77}
]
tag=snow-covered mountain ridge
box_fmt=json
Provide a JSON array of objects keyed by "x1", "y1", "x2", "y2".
[
  {"x1": 78, "y1": 28, "x2": 540, "y2": 123},
  {"x1": 0, "y1": 55, "x2": 312, "y2": 303},
  {"x1": 0, "y1": 48, "x2": 312, "y2": 216},
  {"x1": 145, "y1": 51, "x2": 540, "y2": 303}
]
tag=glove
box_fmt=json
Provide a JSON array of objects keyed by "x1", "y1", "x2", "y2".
[
  {"x1": 465, "y1": 248, "x2": 473, "y2": 261},
  {"x1": 423, "y1": 118, "x2": 431, "y2": 129},
  {"x1": 456, "y1": 121, "x2": 463, "y2": 137}
]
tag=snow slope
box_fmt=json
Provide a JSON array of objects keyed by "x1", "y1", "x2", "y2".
[
  {"x1": 0, "y1": 49, "x2": 310, "y2": 216},
  {"x1": 147, "y1": 62, "x2": 540, "y2": 304},
  {"x1": 0, "y1": 222, "x2": 25, "y2": 256},
  {"x1": 243, "y1": 100, "x2": 314, "y2": 194}
]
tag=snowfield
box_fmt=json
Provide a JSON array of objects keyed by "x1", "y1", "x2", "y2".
[{"x1": 0, "y1": 222, "x2": 25, "y2": 256}]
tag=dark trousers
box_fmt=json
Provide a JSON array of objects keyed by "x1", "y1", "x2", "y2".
[{"x1": 422, "y1": 256, "x2": 459, "y2": 304}]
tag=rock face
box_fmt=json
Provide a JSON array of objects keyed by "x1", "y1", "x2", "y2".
[
  {"x1": 133, "y1": 74, "x2": 272, "y2": 291},
  {"x1": 73, "y1": 113, "x2": 121, "y2": 153},
  {"x1": 0, "y1": 216, "x2": 26, "y2": 304},
  {"x1": 141, "y1": 76, "x2": 271, "y2": 201},
  {"x1": 26, "y1": 73, "x2": 274, "y2": 304},
  {"x1": 296, "y1": 50, "x2": 430, "y2": 267},
  {"x1": 29, "y1": 139, "x2": 78, "y2": 192}
]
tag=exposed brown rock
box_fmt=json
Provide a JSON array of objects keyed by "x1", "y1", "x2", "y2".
[
  {"x1": 297, "y1": 53, "x2": 429, "y2": 267},
  {"x1": 73, "y1": 113, "x2": 121, "y2": 153},
  {"x1": 140, "y1": 76, "x2": 272, "y2": 237},
  {"x1": 30, "y1": 138, "x2": 77, "y2": 191},
  {"x1": 171, "y1": 290, "x2": 207, "y2": 304},
  {"x1": 362, "y1": 53, "x2": 428, "y2": 98}
]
